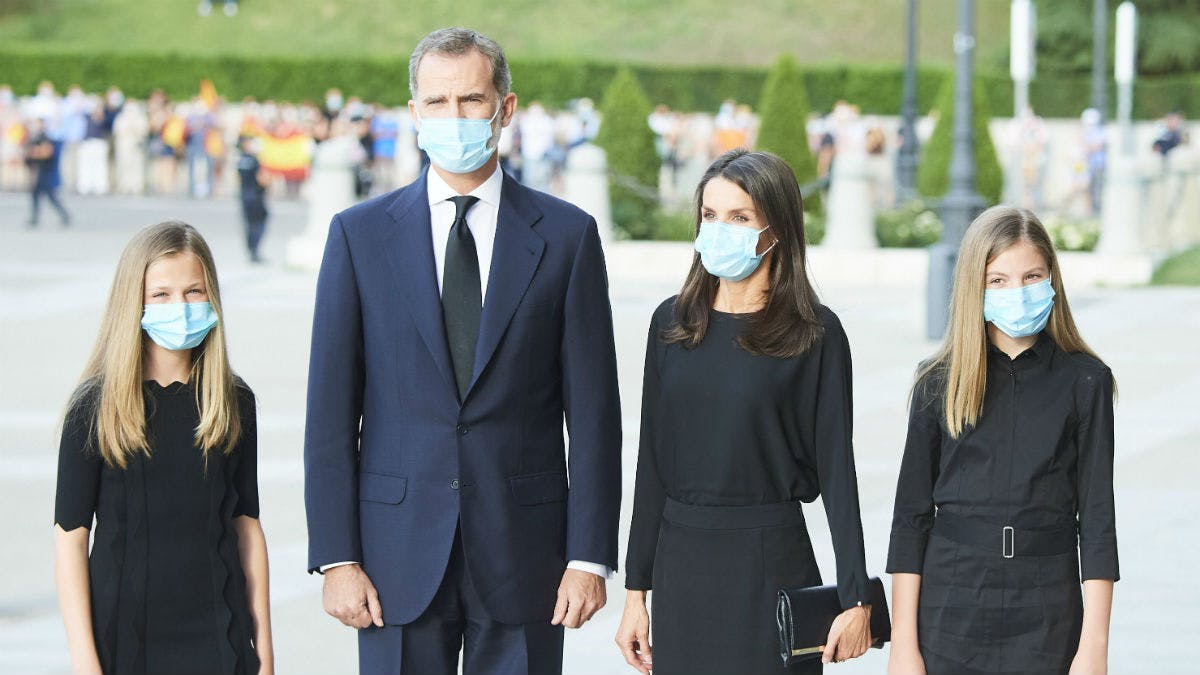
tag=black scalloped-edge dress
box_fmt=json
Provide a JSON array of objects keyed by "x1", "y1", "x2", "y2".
[{"x1": 54, "y1": 379, "x2": 260, "y2": 675}]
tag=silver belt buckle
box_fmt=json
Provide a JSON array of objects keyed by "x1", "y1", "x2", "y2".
[{"x1": 1002, "y1": 525, "x2": 1015, "y2": 558}]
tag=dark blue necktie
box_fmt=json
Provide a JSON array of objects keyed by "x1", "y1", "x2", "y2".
[{"x1": 442, "y1": 195, "x2": 482, "y2": 400}]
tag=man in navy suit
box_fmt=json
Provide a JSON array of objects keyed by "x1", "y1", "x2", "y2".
[{"x1": 303, "y1": 27, "x2": 622, "y2": 675}]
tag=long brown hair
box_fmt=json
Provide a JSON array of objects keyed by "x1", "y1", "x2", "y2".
[
  {"x1": 664, "y1": 150, "x2": 824, "y2": 357},
  {"x1": 68, "y1": 221, "x2": 242, "y2": 468},
  {"x1": 917, "y1": 206, "x2": 1113, "y2": 437}
]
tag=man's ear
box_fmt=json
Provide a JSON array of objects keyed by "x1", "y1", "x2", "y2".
[{"x1": 501, "y1": 93, "x2": 518, "y2": 127}]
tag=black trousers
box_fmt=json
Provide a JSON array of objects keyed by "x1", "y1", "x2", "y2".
[
  {"x1": 30, "y1": 179, "x2": 70, "y2": 225},
  {"x1": 357, "y1": 527, "x2": 564, "y2": 675},
  {"x1": 650, "y1": 499, "x2": 823, "y2": 675},
  {"x1": 240, "y1": 198, "x2": 267, "y2": 258}
]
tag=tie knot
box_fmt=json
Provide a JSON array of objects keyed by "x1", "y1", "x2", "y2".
[{"x1": 448, "y1": 195, "x2": 480, "y2": 222}]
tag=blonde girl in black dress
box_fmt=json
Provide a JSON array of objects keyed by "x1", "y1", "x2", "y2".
[
  {"x1": 53, "y1": 221, "x2": 273, "y2": 675},
  {"x1": 887, "y1": 207, "x2": 1117, "y2": 675}
]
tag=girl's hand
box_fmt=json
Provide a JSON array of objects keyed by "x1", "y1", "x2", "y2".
[
  {"x1": 1067, "y1": 640, "x2": 1107, "y2": 675},
  {"x1": 822, "y1": 604, "x2": 872, "y2": 664},
  {"x1": 886, "y1": 640, "x2": 926, "y2": 675},
  {"x1": 614, "y1": 591, "x2": 653, "y2": 674}
]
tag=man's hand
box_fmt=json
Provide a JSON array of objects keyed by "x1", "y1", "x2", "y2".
[
  {"x1": 550, "y1": 568, "x2": 606, "y2": 628},
  {"x1": 322, "y1": 564, "x2": 384, "y2": 629}
]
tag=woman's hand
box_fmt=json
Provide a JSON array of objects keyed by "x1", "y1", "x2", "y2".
[
  {"x1": 886, "y1": 640, "x2": 926, "y2": 675},
  {"x1": 614, "y1": 590, "x2": 653, "y2": 674},
  {"x1": 822, "y1": 604, "x2": 872, "y2": 664}
]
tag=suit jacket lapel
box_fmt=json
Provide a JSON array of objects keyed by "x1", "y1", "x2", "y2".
[
  {"x1": 382, "y1": 172, "x2": 458, "y2": 398},
  {"x1": 469, "y1": 174, "x2": 546, "y2": 394}
]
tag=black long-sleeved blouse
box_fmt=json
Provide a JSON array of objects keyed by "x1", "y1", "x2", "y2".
[
  {"x1": 886, "y1": 333, "x2": 1119, "y2": 581},
  {"x1": 624, "y1": 298, "x2": 871, "y2": 609}
]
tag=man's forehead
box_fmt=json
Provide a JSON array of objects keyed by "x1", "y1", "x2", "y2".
[{"x1": 414, "y1": 50, "x2": 493, "y2": 90}]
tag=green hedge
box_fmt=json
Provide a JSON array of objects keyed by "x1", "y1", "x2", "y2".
[{"x1": 2, "y1": 49, "x2": 1196, "y2": 118}]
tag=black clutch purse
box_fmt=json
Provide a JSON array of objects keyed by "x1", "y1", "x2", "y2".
[{"x1": 776, "y1": 577, "x2": 891, "y2": 665}]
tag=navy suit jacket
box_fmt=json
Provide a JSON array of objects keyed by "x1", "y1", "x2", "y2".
[{"x1": 303, "y1": 170, "x2": 622, "y2": 626}]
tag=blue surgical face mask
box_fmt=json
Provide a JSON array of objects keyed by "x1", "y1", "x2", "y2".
[
  {"x1": 694, "y1": 220, "x2": 776, "y2": 282},
  {"x1": 416, "y1": 104, "x2": 502, "y2": 174},
  {"x1": 141, "y1": 302, "x2": 218, "y2": 350},
  {"x1": 983, "y1": 278, "x2": 1055, "y2": 338}
]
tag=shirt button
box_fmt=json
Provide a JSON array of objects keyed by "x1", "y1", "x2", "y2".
[
  {"x1": 450, "y1": 479, "x2": 460, "y2": 490},
  {"x1": 456, "y1": 424, "x2": 470, "y2": 436}
]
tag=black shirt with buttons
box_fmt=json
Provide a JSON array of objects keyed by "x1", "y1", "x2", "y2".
[{"x1": 887, "y1": 332, "x2": 1119, "y2": 581}]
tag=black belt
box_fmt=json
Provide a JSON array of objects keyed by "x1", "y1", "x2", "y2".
[
  {"x1": 932, "y1": 511, "x2": 1077, "y2": 558},
  {"x1": 662, "y1": 498, "x2": 805, "y2": 530}
]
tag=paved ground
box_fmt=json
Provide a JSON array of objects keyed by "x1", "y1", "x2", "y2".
[{"x1": 1, "y1": 191, "x2": 1197, "y2": 673}]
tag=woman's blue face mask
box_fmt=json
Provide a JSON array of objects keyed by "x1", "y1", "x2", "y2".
[{"x1": 693, "y1": 220, "x2": 776, "y2": 282}]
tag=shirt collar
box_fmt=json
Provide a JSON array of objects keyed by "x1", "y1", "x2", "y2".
[
  {"x1": 987, "y1": 331, "x2": 1057, "y2": 364},
  {"x1": 426, "y1": 164, "x2": 503, "y2": 208}
]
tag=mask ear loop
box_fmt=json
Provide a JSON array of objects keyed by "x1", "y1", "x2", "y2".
[{"x1": 758, "y1": 228, "x2": 779, "y2": 257}]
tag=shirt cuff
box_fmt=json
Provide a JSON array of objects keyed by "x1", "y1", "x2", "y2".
[
  {"x1": 319, "y1": 560, "x2": 359, "y2": 574},
  {"x1": 567, "y1": 560, "x2": 613, "y2": 579}
]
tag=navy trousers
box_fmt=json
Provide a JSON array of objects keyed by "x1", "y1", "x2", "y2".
[{"x1": 358, "y1": 527, "x2": 564, "y2": 675}]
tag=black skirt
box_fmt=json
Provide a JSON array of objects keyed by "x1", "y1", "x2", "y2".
[
  {"x1": 918, "y1": 529, "x2": 1083, "y2": 675},
  {"x1": 650, "y1": 499, "x2": 823, "y2": 675}
]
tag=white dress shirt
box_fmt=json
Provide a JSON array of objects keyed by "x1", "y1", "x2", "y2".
[{"x1": 321, "y1": 166, "x2": 611, "y2": 580}]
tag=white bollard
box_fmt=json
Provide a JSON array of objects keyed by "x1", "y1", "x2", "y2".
[
  {"x1": 1098, "y1": 152, "x2": 1143, "y2": 254},
  {"x1": 563, "y1": 143, "x2": 614, "y2": 243},
  {"x1": 823, "y1": 149, "x2": 877, "y2": 249},
  {"x1": 286, "y1": 135, "x2": 363, "y2": 271}
]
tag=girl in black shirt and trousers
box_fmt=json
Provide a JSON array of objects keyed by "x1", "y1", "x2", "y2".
[
  {"x1": 615, "y1": 150, "x2": 874, "y2": 675},
  {"x1": 887, "y1": 206, "x2": 1117, "y2": 675}
]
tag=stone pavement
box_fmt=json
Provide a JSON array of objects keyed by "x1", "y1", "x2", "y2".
[{"x1": 1, "y1": 191, "x2": 1197, "y2": 673}]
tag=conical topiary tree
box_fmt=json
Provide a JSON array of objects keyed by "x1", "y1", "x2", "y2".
[
  {"x1": 755, "y1": 54, "x2": 821, "y2": 214},
  {"x1": 916, "y1": 74, "x2": 1003, "y2": 205},
  {"x1": 595, "y1": 66, "x2": 659, "y2": 239}
]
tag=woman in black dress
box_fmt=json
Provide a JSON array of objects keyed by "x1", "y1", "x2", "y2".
[
  {"x1": 615, "y1": 150, "x2": 874, "y2": 675},
  {"x1": 53, "y1": 221, "x2": 273, "y2": 675},
  {"x1": 886, "y1": 206, "x2": 1117, "y2": 675}
]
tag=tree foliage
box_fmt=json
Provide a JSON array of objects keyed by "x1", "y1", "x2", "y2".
[
  {"x1": 755, "y1": 54, "x2": 821, "y2": 213},
  {"x1": 916, "y1": 75, "x2": 1003, "y2": 206},
  {"x1": 1035, "y1": 1, "x2": 1200, "y2": 77},
  {"x1": 595, "y1": 66, "x2": 659, "y2": 238}
]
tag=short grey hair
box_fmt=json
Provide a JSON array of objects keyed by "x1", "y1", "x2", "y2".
[{"x1": 408, "y1": 27, "x2": 512, "y2": 100}]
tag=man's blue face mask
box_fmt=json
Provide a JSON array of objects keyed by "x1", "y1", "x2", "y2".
[{"x1": 415, "y1": 103, "x2": 502, "y2": 174}]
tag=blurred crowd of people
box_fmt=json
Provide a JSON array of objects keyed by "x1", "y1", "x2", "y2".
[
  {"x1": 2, "y1": 80, "x2": 1190, "y2": 225},
  {"x1": 0, "y1": 82, "x2": 617, "y2": 206}
]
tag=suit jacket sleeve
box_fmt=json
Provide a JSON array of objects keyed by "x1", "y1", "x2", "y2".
[
  {"x1": 304, "y1": 214, "x2": 366, "y2": 573},
  {"x1": 560, "y1": 217, "x2": 622, "y2": 570}
]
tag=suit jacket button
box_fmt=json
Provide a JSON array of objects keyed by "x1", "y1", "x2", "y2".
[
  {"x1": 456, "y1": 424, "x2": 470, "y2": 436},
  {"x1": 450, "y1": 479, "x2": 461, "y2": 490}
]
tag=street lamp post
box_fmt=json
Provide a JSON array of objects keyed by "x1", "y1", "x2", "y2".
[
  {"x1": 927, "y1": 0, "x2": 987, "y2": 340},
  {"x1": 896, "y1": 0, "x2": 920, "y2": 200},
  {"x1": 1099, "y1": 1, "x2": 1140, "y2": 254},
  {"x1": 1092, "y1": 0, "x2": 1108, "y2": 122},
  {"x1": 1006, "y1": 0, "x2": 1035, "y2": 207}
]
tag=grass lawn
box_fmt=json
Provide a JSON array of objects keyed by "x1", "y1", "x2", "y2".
[
  {"x1": 0, "y1": 0, "x2": 1011, "y2": 68},
  {"x1": 1151, "y1": 246, "x2": 1200, "y2": 285}
]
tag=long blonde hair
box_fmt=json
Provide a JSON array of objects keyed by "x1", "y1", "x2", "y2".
[
  {"x1": 916, "y1": 206, "x2": 1112, "y2": 437},
  {"x1": 69, "y1": 221, "x2": 241, "y2": 468}
]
